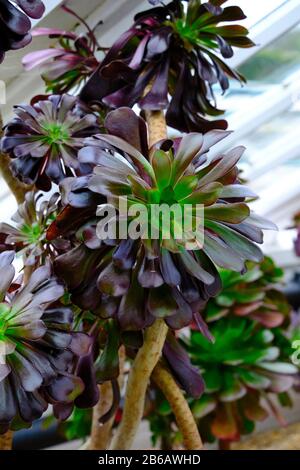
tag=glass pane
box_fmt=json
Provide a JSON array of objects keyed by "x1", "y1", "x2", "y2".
[
  {"x1": 239, "y1": 23, "x2": 300, "y2": 84},
  {"x1": 242, "y1": 105, "x2": 300, "y2": 165},
  {"x1": 216, "y1": 84, "x2": 269, "y2": 119}
]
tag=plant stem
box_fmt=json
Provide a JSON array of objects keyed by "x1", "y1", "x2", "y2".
[
  {"x1": 0, "y1": 431, "x2": 13, "y2": 450},
  {"x1": 111, "y1": 319, "x2": 168, "y2": 450},
  {"x1": 152, "y1": 363, "x2": 203, "y2": 450},
  {"x1": 144, "y1": 110, "x2": 167, "y2": 147},
  {"x1": 0, "y1": 112, "x2": 31, "y2": 204}
]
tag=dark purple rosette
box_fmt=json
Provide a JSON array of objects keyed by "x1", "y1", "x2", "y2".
[
  {"x1": 1, "y1": 94, "x2": 100, "y2": 191},
  {"x1": 80, "y1": 0, "x2": 254, "y2": 133},
  {"x1": 0, "y1": 191, "x2": 71, "y2": 267}
]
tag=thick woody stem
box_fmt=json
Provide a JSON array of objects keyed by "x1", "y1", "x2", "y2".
[
  {"x1": 152, "y1": 364, "x2": 203, "y2": 451},
  {"x1": 110, "y1": 109, "x2": 168, "y2": 450},
  {"x1": 111, "y1": 319, "x2": 168, "y2": 450},
  {"x1": 144, "y1": 110, "x2": 167, "y2": 147},
  {"x1": 0, "y1": 112, "x2": 31, "y2": 204},
  {"x1": 0, "y1": 430, "x2": 13, "y2": 451}
]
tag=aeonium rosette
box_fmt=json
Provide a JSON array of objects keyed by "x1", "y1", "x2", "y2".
[
  {"x1": 149, "y1": 316, "x2": 299, "y2": 447},
  {"x1": 1, "y1": 94, "x2": 100, "y2": 191},
  {"x1": 51, "y1": 107, "x2": 276, "y2": 333},
  {"x1": 81, "y1": 0, "x2": 254, "y2": 133},
  {"x1": 0, "y1": 251, "x2": 92, "y2": 434},
  {"x1": 0, "y1": 191, "x2": 71, "y2": 267}
]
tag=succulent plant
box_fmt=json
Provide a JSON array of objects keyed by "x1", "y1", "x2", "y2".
[
  {"x1": 188, "y1": 318, "x2": 298, "y2": 444},
  {"x1": 22, "y1": 6, "x2": 102, "y2": 95},
  {"x1": 80, "y1": 0, "x2": 253, "y2": 133},
  {"x1": 51, "y1": 107, "x2": 275, "y2": 332},
  {"x1": 1, "y1": 94, "x2": 100, "y2": 191},
  {"x1": 0, "y1": 0, "x2": 45, "y2": 63},
  {"x1": 0, "y1": 251, "x2": 92, "y2": 434},
  {"x1": 148, "y1": 316, "x2": 298, "y2": 448},
  {"x1": 205, "y1": 257, "x2": 291, "y2": 328},
  {"x1": 0, "y1": 191, "x2": 71, "y2": 267}
]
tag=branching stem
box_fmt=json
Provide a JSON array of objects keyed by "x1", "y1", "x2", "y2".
[{"x1": 152, "y1": 363, "x2": 203, "y2": 450}]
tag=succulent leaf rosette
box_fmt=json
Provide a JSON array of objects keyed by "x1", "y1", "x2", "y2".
[
  {"x1": 188, "y1": 318, "x2": 298, "y2": 444},
  {"x1": 0, "y1": 251, "x2": 91, "y2": 434},
  {"x1": 22, "y1": 8, "x2": 102, "y2": 95},
  {"x1": 0, "y1": 0, "x2": 45, "y2": 63},
  {"x1": 0, "y1": 191, "x2": 71, "y2": 266},
  {"x1": 80, "y1": 0, "x2": 253, "y2": 133},
  {"x1": 52, "y1": 108, "x2": 275, "y2": 332},
  {"x1": 1, "y1": 94, "x2": 100, "y2": 191},
  {"x1": 205, "y1": 257, "x2": 291, "y2": 328},
  {"x1": 148, "y1": 316, "x2": 298, "y2": 447}
]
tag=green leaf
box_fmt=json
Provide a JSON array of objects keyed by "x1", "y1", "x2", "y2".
[
  {"x1": 180, "y1": 182, "x2": 223, "y2": 205},
  {"x1": 204, "y1": 203, "x2": 250, "y2": 224},
  {"x1": 151, "y1": 150, "x2": 172, "y2": 190},
  {"x1": 174, "y1": 175, "x2": 198, "y2": 200}
]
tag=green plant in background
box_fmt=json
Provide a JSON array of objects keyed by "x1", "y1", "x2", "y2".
[
  {"x1": 187, "y1": 318, "x2": 297, "y2": 446},
  {"x1": 58, "y1": 407, "x2": 92, "y2": 441},
  {"x1": 205, "y1": 257, "x2": 290, "y2": 327},
  {"x1": 147, "y1": 257, "x2": 299, "y2": 449}
]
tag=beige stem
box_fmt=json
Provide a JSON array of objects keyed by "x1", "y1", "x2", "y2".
[
  {"x1": 152, "y1": 364, "x2": 203, "y2": 451},
  {"x1": 0, "y1": 113, "x2": 31, "y2": 204},
  {"x1": 110, "y1": 320, "x2": 168, "y2": 450},
  {"x1": 144, "y1": 110, "x2": 167, "y2": 147},
  {"x1": 0, "y1": 431, "x2": 13, "y2": 450}
]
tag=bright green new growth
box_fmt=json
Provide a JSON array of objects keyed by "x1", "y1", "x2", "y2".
[{"x1": 41, "y1": 122, "x2": 70, "y2": 145}]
